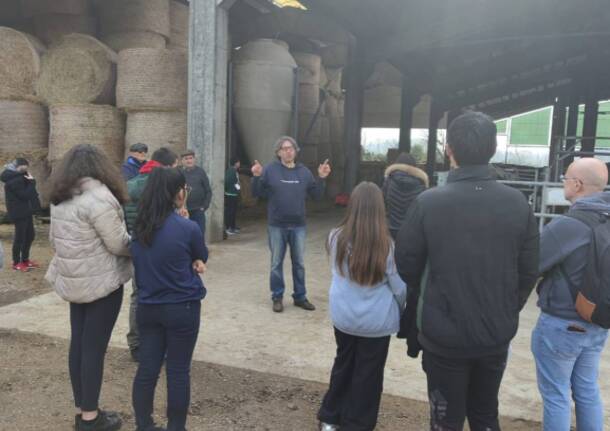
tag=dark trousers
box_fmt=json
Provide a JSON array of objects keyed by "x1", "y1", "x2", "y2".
[
  {"x1": 69, "y1": 286, "x2": 123, "y2": 411},
  {"x1": 12, "y1": 215, "x2": 34, "y2": 264},
  {"x1": 188, "y1": 209, "x2": 206, "y2": 242},
  {"x1": 133, "y1": 301, "x2": 201, "y2": 431},
  {"x1": 224, "y1": 195, "x2": 238, "y2": 230},
  {"x1": 318, "y1": 328, "x2": 391, "y2": 430},
  {"x1": 422, "y1": 349, "x2": 508, "y2": 431}
]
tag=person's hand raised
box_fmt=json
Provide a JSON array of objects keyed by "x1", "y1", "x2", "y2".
[
  {"x1": 251, "y1": 160, "x2": 263, "y2": 177},
  {"x1": 318, "y1": 159, "x2": 331, "y2": 179}
]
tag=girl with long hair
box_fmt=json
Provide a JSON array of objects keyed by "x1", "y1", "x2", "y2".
[
  {"x1": 130, "y1": 167, "x2": 208, "y2": 431},
  {"x1": 46, "y1": 144, "x2": 131, "y2": 431},
  {"x1": 318, "y1": 182, "x2": 407, "y2": 431}
]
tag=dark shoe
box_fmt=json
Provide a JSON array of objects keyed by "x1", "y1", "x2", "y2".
[
  {"x1": 77, "y1": 410, "x2": 122, "y2": 431},
  {"x1": 272, "y1": 298, "x2": 284, "y2": 313},
  {"x1": 130, "y1": 348, "x2": 139, "y2": 363},
  {"x1": 294, "y1": 299, "x2": 316, "y2": 311}
]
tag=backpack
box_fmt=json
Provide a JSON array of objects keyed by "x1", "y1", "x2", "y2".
[{"x1": 563, "y1": 209, "x2": 610, "y2": 328}]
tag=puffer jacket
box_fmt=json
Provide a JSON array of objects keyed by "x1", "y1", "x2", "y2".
[
  {"x1": 382, "y1": 163, "x2": 428, "y2": 239},
  {"x1": 45, "y1": 177, "x2": 132, "y2": 303}
]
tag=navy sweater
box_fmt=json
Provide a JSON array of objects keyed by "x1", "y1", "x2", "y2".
[
  {"x1": 251, "y1": 161, "x2": 325, "y2": 227},
  {"x1": 131, "y1": 213, "x2": 208, "y2": 304}
]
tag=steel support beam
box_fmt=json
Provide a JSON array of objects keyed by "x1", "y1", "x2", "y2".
[
  {"x1": 425, "y1": 101, "x2": 443, "y2": 182},
  {"x1": 398, "y1": 76, "x2": 419, "y2": 153},
  {"x1": 343, "y1": 38, "x2": 365, "y2": 192}
]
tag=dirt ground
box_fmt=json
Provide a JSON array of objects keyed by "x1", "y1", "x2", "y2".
[{"x1": 0, "y1": 329, "x2": 539, "y2": 431}]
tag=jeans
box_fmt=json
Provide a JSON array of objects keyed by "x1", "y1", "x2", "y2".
[
  {"x1": 133, "y1": 301, "x2": 201, "y2": 431},
  {"x1": 188, "y1": 208, "x2": 206, "y2": 242},
  {"x1": 267, "y1": 225, "x2": 306, "y2": 301},
  {"x1": 422, "y1": 349, "x2": 508, "y2": 431},
  {"x1": 318, "y1": 328, "x2": 391, "y2": 430},
  {"x1": 69, "y1": 286, "x2": 123, "y2": 411},
  {"x1": 12, "y1": 216, "x2": 34, "y2": 264},
  {"x1": 224, "y1": 195, "x2": 238, "y2": 230},
  {"x1": 531, "y1": 312, "x2": 608, "y2": 431}
]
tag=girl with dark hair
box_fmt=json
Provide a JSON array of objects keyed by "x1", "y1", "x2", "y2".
[
  {"x1": 131, "y1": 167, "x2": 208, "y2": 431},
  {"x1": 45, "y1": 144, "x2": 131, "y2": 431},
  {"x1": 318, "y1": 182, "x2": 407, "y2": 431}
]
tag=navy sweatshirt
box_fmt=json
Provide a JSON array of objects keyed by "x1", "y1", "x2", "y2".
[
  {"x1": 131, "y1": 212, "x2": 208, "y2": 304},
  {"x1": 251, "y1": 160, "x2": 325, "y2": 227}
]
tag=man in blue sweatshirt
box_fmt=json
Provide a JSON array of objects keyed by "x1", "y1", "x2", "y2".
[
  {"x1": 532, "y1": 157, "x2": 609, "y2": 431},
  {"x1": 252, "y1": 136, "x2": 331, "y2": 312}
]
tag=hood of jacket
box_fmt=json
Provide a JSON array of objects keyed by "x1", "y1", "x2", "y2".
[
  {"x1": 571, "y1": 191, "x2": 610, "y2": 214},
  {"x1": 384, "y1": 163, "x2": 429, "y2": 187},
  {"x1": 0, "y1": 163, "x2": 22, "y2": 183},
  {"x1": 139, "y1": 160, "x2": 162, "y2": 175}
]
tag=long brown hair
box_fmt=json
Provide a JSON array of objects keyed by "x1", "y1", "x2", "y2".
[
  {"x1": 329, "y1": 181, "x2": 391, "y2": 286},
  {"x1": 49, "y1": 144, "x2": 128, "y2": 205}
]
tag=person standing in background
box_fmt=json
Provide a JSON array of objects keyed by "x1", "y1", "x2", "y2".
[
  {"x1": 122, "y1": 143, "x2": 148, "y2": 181},
  {"x1": 1, "y1": 158, "x2": 41, "y2": 272},
  {"x1": 224, "y1": 157, "x2": 241, "y2": 235},
  {"x1": 181, "y1": 150, "x2": 212, "y2": 241}
]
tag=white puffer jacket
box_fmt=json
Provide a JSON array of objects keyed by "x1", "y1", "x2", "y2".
[{"x1": 45, "y1": 177, "x2": 132, "y2": 303}]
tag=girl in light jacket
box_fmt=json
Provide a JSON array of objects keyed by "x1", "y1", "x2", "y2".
[
  {"x1": 46, "y1": 144, "x2": 131, "y2": 431},
  {"x1": 318, "y1": 181, "x2": 407, "y2": 431}
]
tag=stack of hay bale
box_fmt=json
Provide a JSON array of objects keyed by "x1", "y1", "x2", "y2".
[
  {"x1": 168, "y1": 0, "x2": 189, "y2": 52},
  {"x1": 117, "y1": 48, "x2": 188, "y2": 158},
  {"x1": 98, "y1": 0, "x2": 170, "y2": 52},
  {"x1": 20, "y1": 0, "x2": 96, "y2": 46},
  {"x1": 0, "y1": 26, "x2": 49, "y2": 203},
  {"x1": 293, "y1": 51, "x2": 322, "y2": 169}
]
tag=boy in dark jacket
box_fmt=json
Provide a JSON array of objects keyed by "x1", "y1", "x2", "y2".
[
  {"x1": 395, "y1": 112, "x2": 539, "y2": 430},
  {"x1": 181, "y1": 150, "x2": 212, "y2": 241},
  {"x1": 383, "y1": 152, "x2": 428, "y2": 239},
  {"x1": 1, "y1": 158, "x2": 41, "y2": 272},
  {"x1": 121, "y1": 142, "x2": 148, "y2": 181}
]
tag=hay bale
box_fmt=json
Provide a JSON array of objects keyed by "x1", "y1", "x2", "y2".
[
  {"x1": 168, "y1": 0, "x2": 188, "y2": 51},
  {"x1": 117, "y1": 48, "x2": 187, "y2": 111},
  {"x1": 0, "y1": 27, "x2": 42, "y2": 99},
  {"x1": 36, "y1": 34, "x2": 117, "y2": 105},
  {"x1": 293, "y1": 52, "x2": 321, "y2": 85},
  {"x1": 0, "y1": 100, "x2": 48, "y2": 152},
  {"x1": 20, "y1": 0, "x2": 89, "y2": 18},
  {"x1": 99, "y1": 0, "x2": 170, "y2": 38},
  {"x1": 125, "y1": 110, "x2": 186, "y2": 157},
  {"x1": 49, "y1": 104, "x2": 125, "y2": 167},
  {"x1": 238, "y1": 173, "x2": 257, "y2": 208},
  {"x1": 101, "y1": 31, "x2": 167, "y2": 52},
  {"x1": 32, "y1": 14, "x2": 96, "y2": 45}
]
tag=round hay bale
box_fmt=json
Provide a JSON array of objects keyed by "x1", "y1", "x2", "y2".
[
  {"x1": 325, "y1": 67, "x2": 342, "y2": 96},
  {"x1": 298, "y1": 83, "x2": 320, "y2": 114},
  {"x1": 0, "y1": 100, "x2": 48, "y2": 152},
  {"x1": 99, "y1": 0, "x2": 170, "y2": 39},
  {"x1": 125, "y1": 110, "x2": 186, "y2": 157},
  {"x1": 20, "y1": 0, "x2": 89, "y2": 18},
  {"x1": 293, "y1": 52, "x2": 321, "y2": 85},
  {"x1": 168, "y1": 0, "x2": 188, "y2": 51},
  {"x1": 117, "y1": 48, "x2": 187, "y2": 111},
  {"x1": 101, "y1": 31, "x2": 167, "y2": 52},
  {"x1": 0, "y1": 27, "x2": 41, "y2": 99},
  {"x1": 49, "y1": 104, "x2": 125, "y2": 167},
  {"x1": 32, "y1": 14, "x2": 96, "y2": 45},
  {"x1": 36, "y1": 34, "x2": 117, "y2": 105}
]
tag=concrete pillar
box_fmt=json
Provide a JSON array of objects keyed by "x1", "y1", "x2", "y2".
[
  {"x1": 188, "y1": 0, "x2": 230, "y2": 242},
  {"x1": 425, "y1": 101, "x2": 443, "y2": 182},
  {"x1": 398, "y1": 76, "x2": 419, "y2": 153},
  {"x1": 343, "y1": 38, "x2": 365, "y2": 192},
  {"x1": 549, "y1": 97, "x2": 567, "y2": 179}
]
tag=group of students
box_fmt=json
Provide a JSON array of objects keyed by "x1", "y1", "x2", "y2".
[{"x1": 2, "y1": 108, "x2": 609, "y2": 431}]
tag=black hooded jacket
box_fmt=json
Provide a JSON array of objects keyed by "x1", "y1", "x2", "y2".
[
  {"x1": 1, "y1": 168, "x2": 40, "y2": 221},
  {"x1": 382, "y1": 163, "x2": 428, "y2": 239}
]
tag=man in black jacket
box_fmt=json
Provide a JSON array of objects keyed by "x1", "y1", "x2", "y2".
[
  {"x1": 395, "y1": 112, "x2": 539, "y2": 431},
  {"x1": 1, "y1": 158, "x2": 41, "y2": 272},
  {"x1": 181, "y1": 150, "x2": 212, "y2": 241}
]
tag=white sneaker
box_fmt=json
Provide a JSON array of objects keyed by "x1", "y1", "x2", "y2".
[{"x1": 319, "y1": 423, "x2": 339, "y2": 431}]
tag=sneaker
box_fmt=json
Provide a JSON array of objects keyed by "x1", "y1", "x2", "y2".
[
  {"x1": 294, "y1": 299, "x2": 316, "y2": 311},
  {"x1": 12, "y1": 262, "x2": 30, "y2": 272},
  {"x1": 23, "y1": 259, "x2": 39, "y2": 269},
  {"x1": 272, "y1": 298, "x2": 284, "y2": 313},
  {"x1": 232, "y1": 227, "x2": 241, "y2": 233},
  {"x1": 225, "y1": 229, "x2": 237, "y2": 236},
  {"x1": 77, "y1": 410, "x2": 122, "y2": 431},
  {"x1": 319, "y1": 423, "x2": 339, "y2": 431}
]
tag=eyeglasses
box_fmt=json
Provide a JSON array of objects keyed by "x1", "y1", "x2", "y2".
[{"x1": 560, "y1": 175, "x2": 583, "y2": 184}]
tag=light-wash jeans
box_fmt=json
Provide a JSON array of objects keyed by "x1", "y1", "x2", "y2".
[
  {"x1": 267, "y1": 225, "x2": 306, "y2": 301},
  {"x1": 531, "y1": 312, "x2": 608, "y2": 431}
]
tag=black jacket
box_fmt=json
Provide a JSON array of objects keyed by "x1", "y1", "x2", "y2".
[
  {"x1": 395, "y1": 165, "x2": 539, "y2": 358},
  {"x1": 182, "y1": 166, "x2": 212, "y2": 211},
  {"x1": 1, "y1": 167, "x2": 40, "y2": 221},
  {"x1": 383, "y1": 163, "x2": 428, "y2": 239}
]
